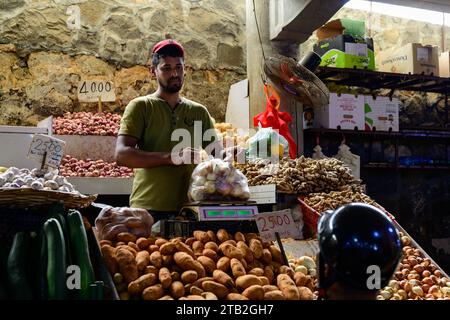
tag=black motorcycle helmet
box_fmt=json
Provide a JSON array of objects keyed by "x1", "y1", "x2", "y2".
[{"x1": 317, "y1": 203, "x2": 402, "y2": 295}]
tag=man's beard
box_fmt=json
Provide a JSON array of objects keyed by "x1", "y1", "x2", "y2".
[{"x1": 159, "y1": 77, "x2": 183, "y2": 93}]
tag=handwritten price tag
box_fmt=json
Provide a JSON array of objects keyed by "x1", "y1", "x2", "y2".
[
  {"x1": 78, "y1": 80, "x2": 116, "y2": 102},
  {"x1": 255, "y1": 209, "x2": 300, "y2": 242},
  {"x1": 28, "y1": 134, "x2": 66, "y2": 169}
]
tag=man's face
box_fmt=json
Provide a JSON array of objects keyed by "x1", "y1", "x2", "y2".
[{"x1": 152, "y1": 56, "x2": 185, "y2": 93}]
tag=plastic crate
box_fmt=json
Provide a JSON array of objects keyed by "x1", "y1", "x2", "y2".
[
  {"x1": 297, "y1": 197, "x2": 321, "y2": 236},
  {"x1": 160, "y1": 219, "x2": 259, "y2": 239}
]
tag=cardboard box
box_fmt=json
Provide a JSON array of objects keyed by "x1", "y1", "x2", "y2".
[
  {"x1": 316, "y1": 93, "x2": 365, "y2": 130},
  {"x1": 439, "y1": 51, "x2": 450, "y2": 78},
  {"x1": 364, "y1": 96, "x2": 400, "y2": 132},
  {"x1": 376, "y1": 43, "x2": 439, "y2": 76},
  {"x1": 313, "y1": 19, "x2": 375, "y2": 70}
]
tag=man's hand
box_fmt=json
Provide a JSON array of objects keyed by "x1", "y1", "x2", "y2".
[{"x1": 172, "y1": 147, "x2": 202, "y2": 165}]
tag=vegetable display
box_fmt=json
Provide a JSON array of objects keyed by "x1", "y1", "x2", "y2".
[
  {"x1": 53, "y1": 112, "x2": 121, "y2": 136},
  {"x1": 60, "y1": 155, "x2": 133, "y2": 178}
]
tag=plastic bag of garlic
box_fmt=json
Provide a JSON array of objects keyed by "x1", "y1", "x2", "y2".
[{"x1": 188, "y1": 158, "x2": 250, "y2": 202}]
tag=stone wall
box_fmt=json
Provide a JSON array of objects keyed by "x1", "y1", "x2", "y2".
[{"x1": 0, "y1": 0, "x2": 246, "y2": 125}]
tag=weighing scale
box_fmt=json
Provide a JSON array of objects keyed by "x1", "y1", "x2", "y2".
[{"x1": 179, "y1": 200, "x2": 259, "y2": 221}]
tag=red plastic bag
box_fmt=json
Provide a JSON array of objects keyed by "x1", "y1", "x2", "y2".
[{"x1": 253, "y1": 84, "x2": 297, "y2": 158}]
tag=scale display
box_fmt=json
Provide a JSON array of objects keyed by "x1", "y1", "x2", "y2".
[{"x1": 198, "y1": 206, "x2": 258, "y2": 220}]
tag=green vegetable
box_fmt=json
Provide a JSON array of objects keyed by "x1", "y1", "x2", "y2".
[
  {"x1": 43, "y1": 218, "x2": 68, "y2": 300},
  {"x1": 67, "y1": 210, "x2": 95, "y2": 300},
  {"x1": 7, "y1": 232, "x2": 33, "y2": 300}
]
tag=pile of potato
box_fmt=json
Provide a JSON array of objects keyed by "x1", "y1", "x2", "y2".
[
  {"x1": 214, "y1": 122, "x2": 249, "y2": 148},
  {"x1": 53, "y1": 112, "x2": 121, "y2": 136},
  {"x1": 59, "y1": 155, "x2": 133, "y2": 178},
  {"x1": 379, "y1": 232, "x2": 450, "y2": 300},
  {"x1": 235, "y1": 156, "x2": 357, "y2": 194},
  {"x1": 303, "y1": 186, "x2": 384, "y2": 214},
  {"x1": 100, "y1": 229, "x2": 317, "y2": 300}
]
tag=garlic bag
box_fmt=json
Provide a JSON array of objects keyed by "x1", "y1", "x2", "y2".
[
  {"x1": 312, "y1": 145, "x2": 327, "y2": 160},
  {"x1": 334, "y1": 142, "x2": 360, "y2": 180},
  {"x1": 188, "y1": 158, "x2": 250, "y2": 201}
]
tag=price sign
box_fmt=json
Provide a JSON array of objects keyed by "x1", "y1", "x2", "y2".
[
  {"x1": 78, "y1": 80, "x2": 116, "y2": 102},
  {"x1": 28, "y1": 134, "x2": 66, "y2": 169},
  {"x1": 255, "y1": 209, "x2": 300, "y2": 242}
]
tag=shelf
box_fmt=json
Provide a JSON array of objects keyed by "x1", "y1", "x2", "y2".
[
  {"x1": 304, "y1": 128, "x2": 450, "y2": 140},
  {"x1": 315, "y1": 67, "x2": 450, "y2": 94},
  {"x1": 363, "y1": 164, "x2": 450, "y2": 171}
]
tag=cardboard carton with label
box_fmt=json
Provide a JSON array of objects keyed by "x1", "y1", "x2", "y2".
[
  {"x1": 315, "y1": 93, "x2": 365, "y2": 130},
  {"x1": 313, "y1": 19, "x2": 375, "y2": 70},
  {"x1": 376, "y1": 43, "x2": 439, "y2": 76},
  {"x1": 364, "y1": 96, "x2": 400, "y2": 132}
]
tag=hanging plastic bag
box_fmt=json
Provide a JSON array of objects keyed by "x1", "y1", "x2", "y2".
[
  {"x1": 253, "y1": 84, "x2": 297, "y2": 158},
  {"x1": 188, "y1": 158, "x2": 250, "y2": 202},
  {"x1": 335, "y1": 141, "x2": 360, "y2": 180},
  {"x1": 246, "y1": 125, "x2": 290, "y2": 160}
]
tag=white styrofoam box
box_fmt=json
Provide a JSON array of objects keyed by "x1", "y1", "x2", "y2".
[
  {"x1": 316, "y1": 93, "x2": 365, "y2": 130},
  {"x1": 364, "y1": 96, "x2": 400, "y2": 131},
  {"x1": 249, "y1": 184, "x2": 276, "y2": 204},
  {"x1": 67, "y1": 177, "x2": 133, "y2": 195},
  {"x1": 55, "y1": 135, "x2": 117, "y2": 162}
]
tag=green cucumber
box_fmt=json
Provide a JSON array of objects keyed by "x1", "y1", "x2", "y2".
[
  {"x1": 47, "y1": 203, "x2": 71, "y2": 266},
  {"x1": 67, "y1": 210, "x2": 95, "y2": 300},
  {"x1": 43, "y1": 218, "x2": 67, "y2": 300},
  {"x1": 7, "y1": 232, "x2": 33, "y2": 300}
]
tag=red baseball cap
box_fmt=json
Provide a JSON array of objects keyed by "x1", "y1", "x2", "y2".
[{"x1": 151, "y1": 39, "x2": 185, "y2": 57}]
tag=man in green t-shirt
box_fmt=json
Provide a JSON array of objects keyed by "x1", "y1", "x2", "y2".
[{"x1": 115, "y1": 39, "x2": 222, "y2": 220}]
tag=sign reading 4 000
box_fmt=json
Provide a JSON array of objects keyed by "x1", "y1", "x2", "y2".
[{"x1": 78, "y1": 80, "x2": 116, "y2": 102}]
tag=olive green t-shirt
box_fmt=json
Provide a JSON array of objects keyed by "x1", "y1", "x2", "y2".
[{"x1": 119, "y1": 94, "x2": 216, "y2": 211}]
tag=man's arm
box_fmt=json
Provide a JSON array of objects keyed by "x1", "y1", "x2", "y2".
[{"x1": 115, "y1": 135, "x2": 174, "y2": 168}]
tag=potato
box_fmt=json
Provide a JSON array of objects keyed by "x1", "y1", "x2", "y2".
[
  {"x1": 100, "y1": 240, "x2": 112, "y2": 247},
  {"x1": 264, "y1": 266, "x2": 274, "y2": 284},
  {"x1": 234, "y1": 232, "x2": 245, "y2": 242},
  {"x1": 202, "y1": 281, "x2": 229, "y2": 299},
  {"x1": 185, "y1": 295, "x2": 205, "y2": 300},
  {"x1": 169, "y1": 281, "x2": 185, "y2": 299},
  {"x1": 155, "y1": 238, "x2": 168, "y2": 247},
  {"x1": 135, "y1": 251, "x2": 150, "y2": 271},
  {"x1": 271, "y1": 261, "x2": 282, "y2": 273},
  {"x1": 236, "y1": 275, "x2": 262, "y2": 290},
  {"x1": 116, "y1": 248, "x2": 139, "y2": 283},
  {"x1": 149, "y1": 251, "x2": 163, "y2": 268},
  {"x1": 237, "y1": 241, "x2": 254, "y2": 263},
  {"x1": 244, "y1": 233, "x2": 258, "y2": 243},
  {"x1": 213, "y1": 270, "x2": 235, "y2": 288},
  {"x1": 277, "y1": 274, "x2": 299, "y2": 300},
  {"x1": 190, "y1": 286, "x2": 204, "y2": 296},
  {"x1": 263, "y1": 285, "x2": 279, "y2": 293},
  {"x1": 216, "y1": 256, "x2": 231, "y2": 272},
  {"x1": 117, "y1": 232, "x2": 137, "y2": 243},
  {"x1": 181, "y1": 270, "x2": 198, "y2": 284},
  {"x1": 147, "y1": 237, "x2": 156, "y2": 245},
  {"x1": 142, "y1": 284, "x2": 164, "y2": 300},
  {"x1": 202, "y1": 292, "x2": 218, "y2": 300},
  {"x1": 159, "y1": 242, "x2": 176, "y2": 255},
  {"x1": 144, "y1": 265, "x2": 158, "y2": 275},
  {"x1": 230, "y1": 258, "x2": 246, "y2": 278},
  {"x1": 128, "y1": 273, "x2": 157, "y2": 295},
  {"x1": 175, "y1": 242, "x2": 195, "y2": 258},
  {"x1": 193, "y1": 231, "x2": 210, "y2": 243},
  {"x1": 259, "y1": 276, "x2": 270, "y2": 286},
  {"x1": 159, "y1": 267, "x2": 172, "y2": 289},
  {"x1": 170, "y1": 237, "x2": 183, "y2": 244},
  {"x1": 192, "y1": 260, "x2": 206, "y2": 278},
  {"x1": 202, "y1": 248, "x2": 218, "y2": 261},
  {"x1": 248, "y1": 268, "x2": 264, "y2": 277},
  {"x1": 297, "y1": 286, "x2": 315, "y2": 300},
  {"x1": 185, "y1": 237, "x2": 196, "y2": 247},
  {"x1": 226, "y1": 293, "x2": 249, "y2": 300},
  {"x1": 206, "y1": 231, "x2": 217, "y2": 243},
  {"x1": 119, "y1": 292, "x2": 130, "y2": 300},
  {"x1": 261, "y1": 249, "x2": 272, "y2": 264},
  {"x1": 147, "y1": 245, "x2": 159, "y2": 254},
  {"x1": 192, "y1": 277, "x2": 214, "y2": 288},
  {"x1": 101, "y1": 245, "x2": 118, "y2": 275},
  {"x1": 279, "y1": 265, "x2": 295, "y2": 278},
  {"x1": 136, "y1": 237, "x2": 150, "y2": 250},
  {"x1": 116, "y1": 245, "x2": 137, "y2": 257},
  {"x1": 159, "y1": 295, "x2": 174, "y2": 300},
  {"x1": 304, "y1": 275, "x2": 315, "y2": 291},
  {"x1": 197, "y1": 256, "x2": 216, "y2": 275},
  {"x1": 294, "y1": 272, "x2": 307, "y2": 286},
  {"x1": 264, "y1": 290, "x2": 285, "y2": 300},
  {"x1": 204, "y1": 241, "x2": 219, "y2": 252},
  {"x1": 269, "y1": 245, "x2": 283, "y2": 264},
  {"x1": 162, "y1": 254, "x2": 173, "y2": 267},
  {"x1": 192, "y1": 241, "x2": 204, "y2": 255},
  {"x1": 221, "y1": 244, "x2": 244, "y2": 260},
  {"x1": 240, "y1": 258, "x2": 248, "y2": 271},
  {"x1": 249, "y1": 239, "x2": 263, "y2": 259},
  {"x1": 217, "y1": 229, "x2": 230, "y2": 243},
  {"x1": 242, "y1": 285, "x2": 264, "y2": 300}
]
